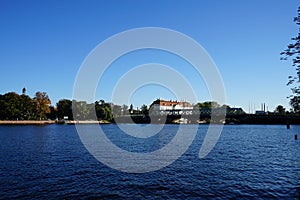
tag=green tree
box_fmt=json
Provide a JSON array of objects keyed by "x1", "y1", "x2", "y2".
[
  {"x1": 2, "y1": 92, "x2": 22, "y2": 120},
  {"x1": 33, "y1": 91, "x2": 51, "y2": 120},
  {"x1": 140, "y1": 104, "x2": 149, "y2": 115},
  {"x1": 19, "y1": 94, "x2": 34, "y2": 119},
  {"x1": 0, "y1": 92, "x2": 35, "y2": 120},
  {"x1": 87, "y1": 102, "x2": 96, "y2": 119},
  {"x1": 95, "y1": 100, "x2": 113, "y2": 121},
  {"x1": 102, "y1": 102, "x2": 113, "y2": 120},
  {"x1": 0, "y1": 94, "x2": 5, "y2": 120},
  {"x1": 47, "y1": 106, "x2": 58, "y2": 120},
  {"x1": 281, "y1": 6, "x2": 300, "y2": 112},
  {"x1": 290, "y1": 96, "x2": 300, "y2": 113},
  {"x1": 274, "y1": 105, "x2": 286, "y2": 115},
  {"x1": 194, "y1": 101, "x2": 220, "y2": 109},
  {"x1": 95, "y1": 101, "x2": 104, "y2": 119},
  {"x1": 56, "y1": 99, "x2": 73, "y2": 120},
  {"x1": 72, "y1": 100, "x2": 91, "y2": 120}
]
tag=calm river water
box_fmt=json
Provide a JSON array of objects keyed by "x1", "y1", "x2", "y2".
[{"x1": 0, "y1": 124, "x2": 299, "y2": 199}]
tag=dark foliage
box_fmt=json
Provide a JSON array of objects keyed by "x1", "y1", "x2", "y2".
[{"x1": 281, "y1": 6, "x2": 300, "y2": 113}]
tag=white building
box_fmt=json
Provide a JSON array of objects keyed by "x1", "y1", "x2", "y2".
[{"x1": 150, "y1": 99, "x2": 193, "y2": 111}]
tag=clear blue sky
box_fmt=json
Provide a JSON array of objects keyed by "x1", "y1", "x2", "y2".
[{"x1": 0, "y1": 0, "x2": 298, "y2": 112}]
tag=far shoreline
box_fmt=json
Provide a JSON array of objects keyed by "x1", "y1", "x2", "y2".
[
  {"x1": 0, "y1": 120, "x2": 56, "y2": 125},
  {"x1": 0, "y1": 117, "x2": 299, "y2": 125},
  {"x1": 0, "y1": 120, "x2": 111, "y2": 125}
]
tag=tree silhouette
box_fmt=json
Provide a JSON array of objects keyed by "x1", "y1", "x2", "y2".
[
  {"x1": 22, "y1": 87, "x2": 26, "y2": 95},
  {"x1": 274, "y1": 105, "x2": 286, "y2": 115},
  {"x1": 56, "y1": 99, "x2": 73, "y2": 120},
  {"x1": 140, "y1": 104, "x2": 149, "y2": 115},
  {"x1": 281, "y1": 6, "x2": 300, "y2": 112}
]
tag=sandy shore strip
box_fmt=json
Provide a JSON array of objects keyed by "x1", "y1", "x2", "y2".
[
  {"x1": 66, "y1": 120, "x2": 110, "y2": 124},
  {"x1": 0, "y1": 120, "x2": 56, "y2": 125},
  {"x1": 0, "y1": 120, "x2": 111, "y2": 125}
]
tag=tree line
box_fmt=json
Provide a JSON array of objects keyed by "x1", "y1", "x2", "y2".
[
  {"x1": 0, "y1": 90, "x2": 293, "y2": 121},
  {"x1": 0, "y1": 91, "x2": 117, "y2": 121},
  {"x1": 0, "y1": 91, "x2": 137, "y2": 121},
  {"x1": 0, "y1": 91, "x2": 51, "y2": 120}
]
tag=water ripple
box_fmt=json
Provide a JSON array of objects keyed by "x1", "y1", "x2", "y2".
[{"x1": 0, "y1": 125, "x2": 299, "y2": 199}]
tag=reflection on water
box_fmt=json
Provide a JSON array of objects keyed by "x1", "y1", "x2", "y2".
[{"x1": 0, "y1": 124, "x2": 299, "y2": 199}]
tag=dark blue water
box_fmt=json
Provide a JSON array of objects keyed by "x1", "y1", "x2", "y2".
[{"x1": 0, "y1": 124, "x2": 299, "y2": 199}]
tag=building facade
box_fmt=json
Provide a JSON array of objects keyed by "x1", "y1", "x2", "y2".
[{"x1": 150, "y1": 99, "x2": 193, "y2": 111}]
